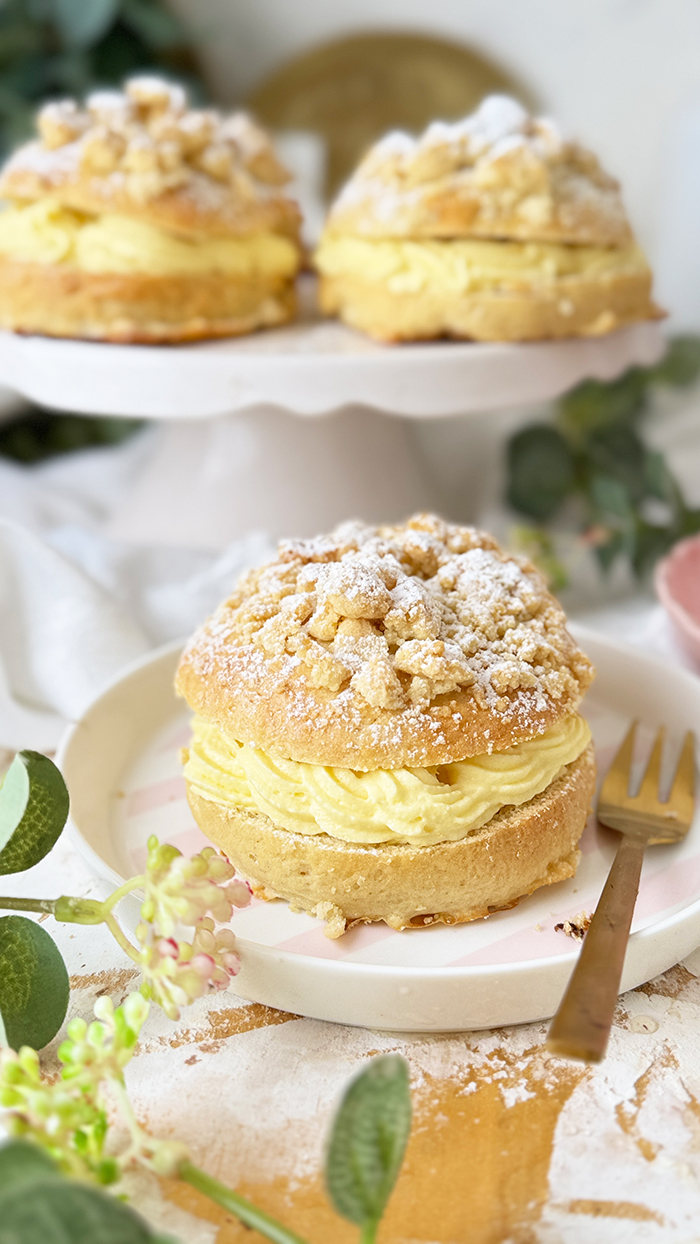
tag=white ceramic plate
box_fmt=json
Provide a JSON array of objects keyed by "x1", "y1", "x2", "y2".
[
  {"x1": 0, "y1": 291, "x2": 663, "y2": 420},
  {"x1": 57, "y1": 626, "x2": 700, "y2": 1031}
]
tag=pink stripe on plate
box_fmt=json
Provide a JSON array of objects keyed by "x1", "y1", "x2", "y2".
[
  {"x1": 634, "y1": 850, "x2": 700, "y2": 922},
  {"x1": 448, "y1": 848, "x2": 700, "y2": 968},
  {"x1": 274, "y1": 920, "x2": 396, "y2": 960},
  {"x1": 446, "y1": 917, "x2": 567, "y2": 967},
  {"x1": 127, "y1": 776, "x2": 187, "y2": 816}
]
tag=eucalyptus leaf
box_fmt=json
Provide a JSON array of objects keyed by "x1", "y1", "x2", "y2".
[
  {"x1": 121, "y1": 0, "x2": 186, "y2": 49},
  {"x1": 679, "y1": 507, "x2": 700, "y2": 539},
  {"x1": 89, "y1": 26, "x2": 153, "y2": 82},
  {"x1": 632, "y1": 521, "x2": 674, "y2": 578},
  {"x1": 643, "y1": 449, "x2": 679, "y2": 505},
  {"x1": 0, "y1": 1140, "x2": 60, "y2": 1195},
  {"x1": 589, "y1": 473, "x2": 634, "y2": 521},
  {"x1": 558, "y1": 369, "x2": 649, "y2": 439},
  {"x1": 504, "y1": 333, "x2": 700, "y2": 584},
  {"x1": 0, "y1": 1143, "x2": 180, "y2": 1242},
  {"x1": 586, "y1": 425, "x2": 646, "y2": 502},
  {"x1": 650, "y1": 335, "x2": 700, "y2": 388},
  {"x1": 0, "y1": 410, "x2": 143, "y2": 464},
  {"x1": 0, "y1": 915, "x2": 69, "y2": 1050},
  {"x1": 325, "y1": 1054, "x2": 411, "y2": 1234},
  {"x1": 506, "y1": 425, "x2": 575, "y2": 521},
  {"x1": 52, "y1": 0, "x2": 119, "y2": 48},
  {"x1": 0, "y1": 1175, "x2": 177, "y2": 1242},
  {"x1": 0, "y1": 1, "x2": 206, "y2": 159},
  {"x1": 0, "y1": 750, "x2": 69, "y2": 875}
]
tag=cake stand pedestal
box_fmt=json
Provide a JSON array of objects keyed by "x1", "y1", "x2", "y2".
[{"x1": 0, "y1": 292, "x2": 665, "y2": 546}]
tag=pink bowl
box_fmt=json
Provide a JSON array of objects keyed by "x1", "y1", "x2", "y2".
[{"x1": 656, "y1": 534, "x2": 700, "y2": 667}]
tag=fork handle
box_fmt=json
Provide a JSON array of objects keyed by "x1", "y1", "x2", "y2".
[{"x1": 546, "y1": 834, "x2": 645, "y2": 1062}]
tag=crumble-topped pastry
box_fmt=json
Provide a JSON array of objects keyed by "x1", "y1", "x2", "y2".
[
  {"x1": 177, "y1": 515, "x2": 596, "y2": 936},
  {"x1": 315, "y1": 95, "x2": 661, "y2": 342},
  {"x1": 0, "y1": 76, "x2": 302, "y2": 341},
  {"x1": 178, "y1": 512, "x2": 592, "y2": 768}
]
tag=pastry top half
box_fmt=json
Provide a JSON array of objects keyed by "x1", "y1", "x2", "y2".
[
  {"x1": 0, "y1": 76, "x2": 301, "y2": 242},
  {"x1": 324, "y1": 95, "x2": 632, "y2": 248},
  {"x1": 176, "y1": 514, "x2": 593, "y2": 771}
]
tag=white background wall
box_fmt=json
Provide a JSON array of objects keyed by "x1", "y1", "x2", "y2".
[{"x1": 171, "y1": 0, "x2": 700, "y2": 326}]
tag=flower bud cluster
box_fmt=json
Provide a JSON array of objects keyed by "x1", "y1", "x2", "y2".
[
  {"x1": 0, "y1": 995, "x2": 149, "y2": 1183},
  {"x1": 134, "y1": 837, "x2": 249, "y2": 1020},
  {"x1": 141, "y1": 837, "x2": 250, "y2": 936},
  {"x1": 0, "y1": 995, "x2": 190, "y2": 1183}
]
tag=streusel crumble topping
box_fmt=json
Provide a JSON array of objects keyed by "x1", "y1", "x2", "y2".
[
  {"x1": 327, "y1": 95, "x2": 631, "y2": 248},
  {"x1": 195, "y1": 513, "x2": 591, "y2": 718},
  {"x1": 3, "y1": 76, "x2": 291, "y2": 210}
]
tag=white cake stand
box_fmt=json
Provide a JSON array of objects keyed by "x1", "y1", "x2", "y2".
[
  {"x1": 0, "y1": 287, "x2": 666, "y2": 546},
  {"x1": 0, "y1": 304, "x2": 664, "y2": 420}
]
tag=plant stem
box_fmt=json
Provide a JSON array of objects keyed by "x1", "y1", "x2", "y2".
[
  {"x1": 102, "y1": 911, "x2": 141, "y2": 965},
  {"x1": 0, "y1": 894, "x2": 108, "y2": 924},
  {"x1": 360, "y1": 1223, "x2": 378, "y2": 1244},
  {"x1": 179, "y1": 1161, "x2": 311, "y2": 1244},
  {"x1": 0, "y1": 896, "x2": 57, "y2": 915},
  {"x1": 101, "y1": 876, "x2": 145, "y2": 914}
]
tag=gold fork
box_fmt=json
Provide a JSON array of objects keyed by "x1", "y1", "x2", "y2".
[{"x1": 546, "y1": 722, "x2": 696, "y2": 1063}]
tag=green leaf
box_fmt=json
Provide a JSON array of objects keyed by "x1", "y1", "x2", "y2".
[
  {"x1": 47, "y1": 48, "x2": 93, "y2": 96},
  {"x1": 52, "y1": 0, "x2": 119, "y2": 48},
  {"x1": 121, "y1": 0, "x2": 186, "y2": 49},
  {"x1": 632, "y1": 521, "x2": 674, "y2": 578},
  {"x1": 0, "y1": 751, "x2": 69, "y2": 875},
  {"x1": 0, "y1": 1143, "x2": 180, "y2": 1240},
  {"x1": 650, "y1": 335, "x2": 700, "y2": 388},
  {"x1": 643, "y1": 449, "x2": 678, "y2": 505},
  {"x1": 0, "y1": 1140, "x2": 61, "y2": 1196},
  {"x1": 0, "y1": 916, "x2": 69, "y2": 1050},
  {"x1": 506, "y1": 425, "x2": 575, "y2": 521},
  {"x1": 325, "y1": 1055, "x2": 411, "y2": 1234},
  {"x1": 0, "y1": 409, "x2": 143, "y2": 465},
  {"x1": 0, "y1": 1169, "x2": 176, "y2": 1242},
  {"x1": 586, "y1": 425, "x2": 646, "y2": 503},
  {"x1": 589, "y1": 473, "x2": 633, "y2": 521},
  {"x1": 558, "y1": 368, "x2": 649, "y2": 440},
  {"x1": 678, "y1": 507, "x2": 700, "y2": 539},
  {"x1": 89, "y1": 25, "x2": 154, "y2": 83}
]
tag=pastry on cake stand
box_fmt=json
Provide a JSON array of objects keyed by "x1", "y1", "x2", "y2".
[{"x1": 0, "y1": 85, "x2": 665, "y2": 546}]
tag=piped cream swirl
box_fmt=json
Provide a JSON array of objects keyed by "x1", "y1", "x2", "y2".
[
  {"x1": 0, "y1": 198, "x2": 299, "y2": 277},
  {"x1": 315, "y1": 235, "x2": 650, "y2": 296}
]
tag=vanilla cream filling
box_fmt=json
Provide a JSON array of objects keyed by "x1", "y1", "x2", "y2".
[
  {"x1": 0, "y1": 198, "x2": 299, "y2": 278},
  {"x1": 315, "y1": 235, "x2": 649, "y2": 296},
  {"x1": 184, "y1": 714, "x2": 591, "y2": 847}
]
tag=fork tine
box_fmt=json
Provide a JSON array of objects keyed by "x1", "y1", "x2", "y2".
[
  {"x1": 599, "y1": 720, "x2": 637, "y2": 807},
  {"x1": 666, "y1": 731, "x2": 696, "y2": 825},
  {"x1": 637, "y1": 726, "x2": 665, "y2": 804}
]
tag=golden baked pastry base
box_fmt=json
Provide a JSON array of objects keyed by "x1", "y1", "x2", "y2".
[
  {"x1": 0, "y1": 260, "x2": 297, "y2": 343},
  {"x1": 186, "y1": 743, "x2": 595, "y2": 937},
  {"x1": 319, "y1": 270, "x2": 662, "y2": 342}
]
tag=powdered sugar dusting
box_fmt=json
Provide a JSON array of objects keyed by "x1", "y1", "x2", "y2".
[
  {"x1": 327, "y1": 93, "x2": 631, "y2": 248},
  {"x1": 180, "y1": 514, "x2": 592, "y2": 763},
  {"x1": 0, "y1": 74, "x2": 298, "y2": 229}
]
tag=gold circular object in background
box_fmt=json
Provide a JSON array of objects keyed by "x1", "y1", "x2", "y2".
[{"x1": 247, "y1": 30, "x2": 535, "y2": 197}]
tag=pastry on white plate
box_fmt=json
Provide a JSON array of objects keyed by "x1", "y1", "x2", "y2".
[{"x1": 176, "y1": 513, "x2": 596, "y2": 937}]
